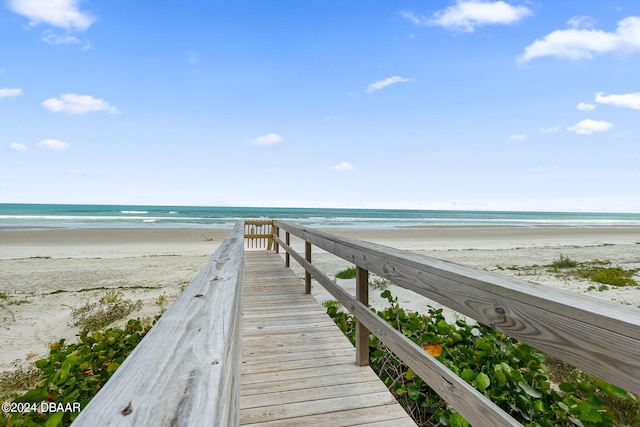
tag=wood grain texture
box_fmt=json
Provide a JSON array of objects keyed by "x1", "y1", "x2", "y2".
[
  {"x1": 274, "y1": 221, "x2": 640, "y2": 419},
  {"x1": 355, "y1": 266, "x2": 369, "y2": 367},
  {"x1": 72, "y1": 223, "x2": 245, "y2": 427},
  {"x1": 240, "y1": 251, "x2": 415, "y2": 426}
]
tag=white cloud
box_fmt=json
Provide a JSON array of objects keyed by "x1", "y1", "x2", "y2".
[
  {"x1": 331, "y1": 162, "x2": 355, "y2": 171},
  {"x1": 577, "y1": 102, "x2": 596, "y2": 111},
  {"x1": 510, "y1": 134, "x2": 527, "y2": 141},
  {"x1": 42, "y1": 93, "x2": 119, "y2": 115},
  {"x1": 429, "y1": 1, "x2": 532, "y2": 32},
  {"x1": 9, "y1": 142, "x2": 27, "y2": 152},
  {"x1": 520, "y1": 16, "x2": 640, "y2": 62},
  {"x1": 249, "y1": 133, "x2": 283, "y2": 145},
  {"x1": 595, "y1": 92, "x2": 640, "y2": 110},
  {"x1": 567, "y1": 16, "x2": 597, "y2": 29},
  {"x1": 399, "y1": 11, "x2": 425, "y2": 26},
  {"x1": 42, "y1": 31, "x2": 80, "y2": 46},
  {"x1": 0, "y1": 88, "x2": 23, "y2": 97},
  {"x1": 366, "y1": 76, "x2": 410, "y2": 93},
  {"x1": 567, "y1": 119, "x2": 614, "y2": 135},
  {"x1": 540, "y1": 126, "x2": 561, "y2": 133},
  {"x1": 37, "y1": 139, "x2": 70, "y2": 150},
  {"x1": 8, "y1": 0, "x2": 94, "y2": 31}
]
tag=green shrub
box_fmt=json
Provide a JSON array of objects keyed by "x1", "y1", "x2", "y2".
[
  {"x1": 370, "y1": 277, "x2": 390, "y2": 290},
  {"x1": 325, "y1": 291, "x2": 640, "y2": 426},
  {"x1": 335, "y1": 267, "x2": 357, "y2": 279},
  {"x1": 72, "y1": 290, "x2": 142, "y2": 332},
  {"x1": 552, "y1": 255, "x2": 578, "y2": 269},
  {"x1": 0, "y1": 362, "x2": 39, "y2": 402},
  {"x1": 3, "y1": 318, "x2": 153, "y2": 426},
  {"x1": 545, "y1": 258, "x2": 638, "y2": 287},
  {"x1": 582, "y1": 267, "x2": 638, "y2": 287}
]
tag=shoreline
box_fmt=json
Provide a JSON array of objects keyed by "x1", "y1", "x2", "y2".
[
  {"x1": 2, "y1": 224, "x2": 640, "y2": 373},
  {"x1": 2, "y1": 224, "x2": 640, "y2": 257}
]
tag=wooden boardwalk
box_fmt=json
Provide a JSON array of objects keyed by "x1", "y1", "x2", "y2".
[{"x1": 239, "y1": 251, "x2": 416, "y2": 426}]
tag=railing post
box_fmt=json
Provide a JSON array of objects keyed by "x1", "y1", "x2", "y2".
[
  {"x1": 356, "y1": 266, "x2": 369, "y2": 366},
  {"x1": 305, "y1": 242, "x2": 311, "y2": 294},
  {"x1": 285, "y1": 232, "x2": 290, "y2": 267},
  {"x1": 273, "y1": 222, "x2": 279, "y2": 253}
]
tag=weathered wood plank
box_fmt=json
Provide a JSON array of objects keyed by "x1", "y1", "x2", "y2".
[
  {"x1": 241, "y1": 354, "x2": 356, "y2": 375},
  {"x1": 72, "y1": 223, "x2": 245, "y2": 427},
  {"x1": 239, "y1": 380, "x2": 388, "y2": 408},
  {"x1": 240, "y1": 391, "x2": 399, "y2": 425},
  {"x1": 240, "y1": 405, "x2": 416, "y2": 427},
  {"x1": 243, "y1": 340, "x2": 353, "y2": 358},
  {"x1": 240, "y1": 251, "x2": 415, "y2": 426},
  {"x1": 242, "y1": 346, "x2": 354, "y2": 362},
  {"x1": 240, "y1": 370, "x2": 381, "y2": 397},
  {"x1": 274, "y1": 221, "x2": 640, "y2": 397}
]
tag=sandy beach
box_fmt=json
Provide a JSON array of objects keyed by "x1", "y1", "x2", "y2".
[{"x1": 1, "y1": 225, "x2": 640, "y2": 373}]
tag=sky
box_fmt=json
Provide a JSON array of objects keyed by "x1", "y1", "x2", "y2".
[{"x1": 1, "y1": 0, "x2": 639, "y2": 212}]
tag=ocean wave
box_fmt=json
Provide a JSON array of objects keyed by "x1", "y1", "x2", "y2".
[
  {"x1": 121, "y1": 210, "x2": 149, "y2": 214},
  {"x1": 2, "y1": 204, "x2": 640, "y2": 230}
]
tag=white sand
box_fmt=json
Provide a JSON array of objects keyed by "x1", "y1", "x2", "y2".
[{"x1": 1, "y1": 225, "x2": 639, "y2": 373}]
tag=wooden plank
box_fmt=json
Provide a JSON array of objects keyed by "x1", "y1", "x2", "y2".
[
  {"x1": 241, "y1": 347, "x2": 355, "y2": 365},
  {"x1": 240, "y1": 370, "x2": 381, "y2": 397},
  {"x1": 72, "y1": 223, "x2": 245, "y2": 427},
  {"x1": 242, "y1": 339, "x2": 353, "y2": 356},
  {"x1": 240, "y1": 252, "x2": 415, "y2": 426},
  {"x1": 240, "y1": 380, "x2": 388, "y2": 408},
  {"x1": 241, "y1": 354, "x2": 356, "y2": 375},
  {"x1": 275, "y1": 221, "x2": 640, "y2": 397},
  {"x1": 240, "y1": 405, "x2": 415, "y2": 427},
  {"x1": 243, "y1": 324, "x2": 337, "y2": 336},
  {"x1": 240, "y1": 392, "x2": 407, "y2": 426}
]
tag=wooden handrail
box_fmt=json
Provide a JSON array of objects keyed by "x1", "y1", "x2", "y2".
[
  {"x1": 273, "y1": 220, "x2": 640, "y2": 427},
  {"x1": 71, "y1": 223, "x2": 245, "y2": 426},
  {"x1": 244, "y1": 220, "x2": 276, "y2": 250}
]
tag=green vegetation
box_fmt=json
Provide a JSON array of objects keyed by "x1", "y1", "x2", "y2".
[
  {"x1": 546, "y1": 257, "x2": 639, "y2": 287},
  {"x1": 335, "y1": 268, "x2": 391, "y2": 291},
  {"x1": 0, "y1": 292, "x2": 31, "y2": 306},
  {"x1": 50, "y1": 285, "x2": 158, "y2": 295},
  {"x1": 72, "y1": 290, "x2": 142, "y2": 332},
  {"x1": 370, "y1": 276, "x2": 391, "y2": 291},
  {"x1": 496, "y1": 256, "x2": 639, "y2": 289},
  {"x1": 325, "y1": 292, "x2": 640, "y2": 426},
  {"x1": 0, "y1": 362, "x2": 39, "y2": 403},
  {"x1": 155, "y1": 293, "x2": 169, "y2": 314},
  {"x1": 552, "y1": 254, "x2": 578, "y2": 269},
  {"x1": 335, "y1": 267, "x2": 357, "y2": 279},
  {"x1": 2, "y1": 290, "x2": 160, "y2": 425},
  {"x1": 578, "y1": 265, "x2": 638, "y2": 287},
  {"x1": 2, "y1": 319, "x2": 153, "y2": 426}
]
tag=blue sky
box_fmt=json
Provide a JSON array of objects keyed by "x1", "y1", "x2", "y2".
[{"x1": 1, "y1": 1, "x2": 639, "y2": 212}]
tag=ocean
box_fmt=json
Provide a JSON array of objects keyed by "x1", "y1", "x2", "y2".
[{"x1": 1, "y1": 203, "x2": 640, "y2": 230}]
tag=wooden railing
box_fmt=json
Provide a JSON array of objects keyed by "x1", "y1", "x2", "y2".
[
  {"x1": 244, "y1": 220, "x2": 278, "y2": 250},
  {"x1": 71, "y1": 223, "x2": 244, "y2": 426},
  {"x1": 272, "y1": 220, "x2": 640, "y2": 427}
]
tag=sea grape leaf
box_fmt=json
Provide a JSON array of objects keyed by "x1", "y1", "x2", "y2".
[{"x1": 476, "y1": 373, "x2": 491, "y2": 391}]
